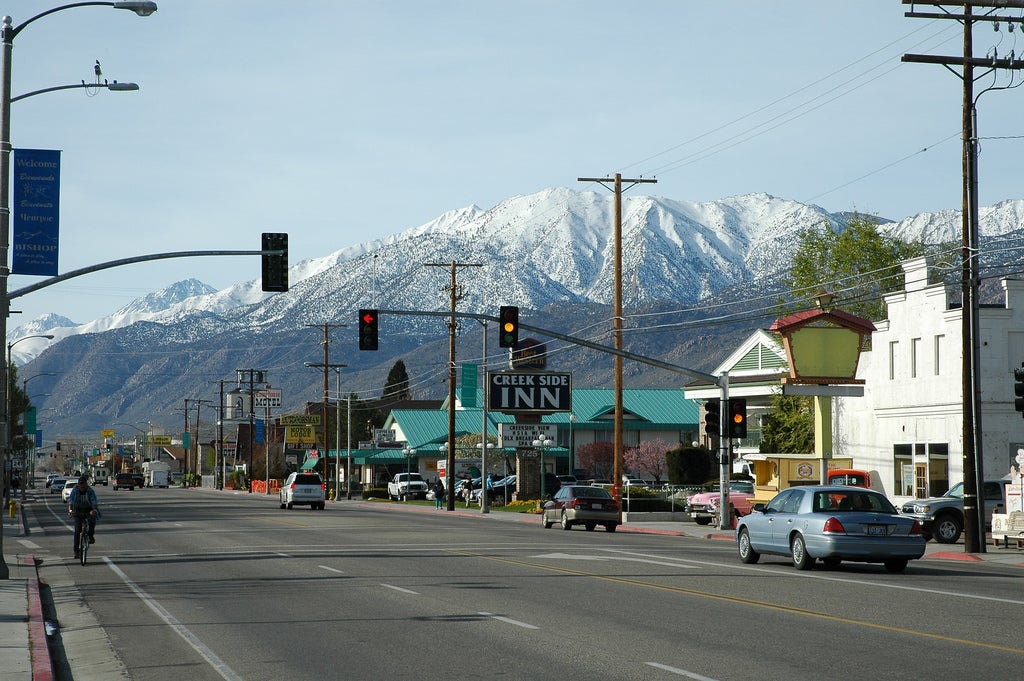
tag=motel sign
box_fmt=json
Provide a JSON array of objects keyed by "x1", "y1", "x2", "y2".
[{"x1": 488, "y1": 371, "x2": 572, "y2": 413}]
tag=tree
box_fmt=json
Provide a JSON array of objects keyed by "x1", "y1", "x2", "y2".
[
  {"x1": 759, "y1": 394, "x2": 815, "y2": 454},
  {"x1": 624, "y1": 439, "x2": 670, "y2": 482},
  {"x1": 785, "y1": 214, "x2": 936, "y2": 321},
  {"x1": 576, "y1": 441, "x2": 614, "y2": 480},
  {"x1": 382, "y1": 360, "x2": 411, "y2": 404}
]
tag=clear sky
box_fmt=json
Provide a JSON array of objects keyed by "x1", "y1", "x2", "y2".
[{"x1": 5, "y1": 1, "x2": 1022, "y2": 326}]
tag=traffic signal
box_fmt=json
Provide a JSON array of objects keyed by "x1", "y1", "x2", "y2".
[
  {"x1": 704, "y1": 399, "x2": 720, "y2": 437},
  {"x1": 261, "y1": 232, "x2": 289, "y2": 292},
  {"x1": 358, "y1": 309, "x2": 379, "y2": 351},
  {"x1": 498, "y1": 306, "x2": 519, "y2": 348},
  {"x1": 1014, "y1": 368, "x2": 1024, "y2": 415},
  {"x1": 56, "y1": 441, "x2": 61, "y2": 451},
  {"x1": 728, "y1": 398, "x2": 748, "y2": 439}
]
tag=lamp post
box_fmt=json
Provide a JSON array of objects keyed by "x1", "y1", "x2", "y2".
[
  {"x1": 5, "y1": 335, "x2": 51, "y2": 483},
  {"x1": 401, "y1": 446, "x2": 417, "y2": 502},
  {"x1": 476, "y1": 441, "x2": 493, "y2": 513},
  {"x1": 533, "y1": 436, "x2": 554, "y2": 501},
  {"x1": 0, "y1": 2, "x2": 157, "y2": 581}
]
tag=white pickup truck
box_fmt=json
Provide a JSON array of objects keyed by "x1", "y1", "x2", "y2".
[{"x1": 388, "y1": 473, "x2": 429, "y2": 501}]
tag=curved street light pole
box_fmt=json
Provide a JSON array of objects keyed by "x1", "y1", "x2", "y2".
[{"x1": 0, "y1": 1, "x2": 156, "y2": 581}]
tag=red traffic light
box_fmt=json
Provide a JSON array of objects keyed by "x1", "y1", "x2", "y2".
[{"x1": 358, "y1": 309, "x2": 379, "y2": 351}]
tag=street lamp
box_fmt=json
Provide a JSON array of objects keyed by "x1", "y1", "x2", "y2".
[
  {"x1": 401, "y1": 446, "x2": 416, "y2": 501},
  {"x1": 533, "y1": 436, "x2": 554, "y2": 501},
  {"x1": 476, "y1": 441, "x2": 494, "y2": 514},
  {"x1": 0, "y1": 1, "x2": 157, "y2": 581}
]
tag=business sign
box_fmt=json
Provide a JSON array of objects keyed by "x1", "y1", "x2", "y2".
[
  {"x1": 12, "y1": 148, "x2": 60, "y2": 275},
  {"x1": 286, "y1": 426, "x2": 316, "y2": 445},
  {"x1": 254, "y1": 389, "x2": 282, "y2": 408},
  {"x1": 148, "y1": 436, "x2": 172, "y2": 446},
  {"x1": 280, "y1": 414, "x2": 320, "y2": 426},
  {"x1": 101, "y1": 429, "x2": 115, "y2": 439},
  {"x1": 498, "y1": 423, "x2": 558, "y2": 449},
  {"x1": 488, "y1": 371, "x2": 572, "y2": 413}
]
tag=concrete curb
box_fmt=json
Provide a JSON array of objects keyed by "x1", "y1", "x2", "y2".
[{"x1": 23, "y1": 555, "x2": 54, "y2": 681}]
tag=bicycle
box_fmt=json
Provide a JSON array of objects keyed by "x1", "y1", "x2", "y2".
[{"x1": 72, "y1": 511, "x2": 95, "y2": 565}]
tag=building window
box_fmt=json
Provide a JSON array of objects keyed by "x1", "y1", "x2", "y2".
[
  {"x1": 934, "y1": 334, "x2": 943, "y2": 375},
  {"x1": 911, "y1": 337, "x2": 920, "y2": 378},
  {"x1": 892, "y1": 442, "x2": 949, "y2": 497},
  {"x1": 889, "y1": 341, "x2": 899, "y2": 380}
]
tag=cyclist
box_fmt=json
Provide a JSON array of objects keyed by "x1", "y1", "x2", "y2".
[{"x1": 68, "y1": 475, "x2": 99, "y2": 559}]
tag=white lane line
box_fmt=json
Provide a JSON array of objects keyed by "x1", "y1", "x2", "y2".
[
  {"x1": 319, "y1": 565, "x2": 344, "y2": 574},
  {"x1": 646, "y1": 662, "x2": 720, "y2": 680},
  {"x1": 381, "y1": 583, "x2": 419, "y2": 594},
  {"x1": 17, "y1": 539, "x2": 41, "y2": 549},
  {"x1": 104, "y1": 558, "x2": 245, "y2": 681},
  {"x1": 478, "y1": 612, "x2": 539, "y2": 630},
  {"x1": 275, "y1": 552, "x2": 292, "y2": 558}
]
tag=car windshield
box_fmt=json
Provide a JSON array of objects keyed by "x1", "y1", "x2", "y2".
[
  {"x1": 295, "y1": 475, "x2": 322, "y2": 485},
  {"x1": 944, "y1": 482, "x2": 965, "y2": 499},
  {"x1": 572, "y1": 487, "x2": 612, "y2": 500}
]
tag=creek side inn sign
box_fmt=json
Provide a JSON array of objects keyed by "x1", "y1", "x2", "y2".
[{"x1": 488, "y1": 371, "x2": 572, "y2": 413}]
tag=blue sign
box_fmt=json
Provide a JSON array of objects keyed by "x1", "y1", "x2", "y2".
[
  {"x1": 255, "y1": 418, "x2": 265, "y2": 444},
  {"x1": 12, "y1": 148, "x2": 61, "y2": 276},
  {"x1": 35, "y1": 429, "x2": 42, "y2": 448}
]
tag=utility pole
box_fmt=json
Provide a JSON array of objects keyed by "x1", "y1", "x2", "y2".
[
  {"x1": 235, "y1": 369, "x2": 267, "y2": 493},
  {"x1": 903, "y1": 0, "x2": 1024, "y2": 553},
  {"x1": 426, "y1": 260, "x2": 482, "y2": 510},
  {"x1": 194, "y1": 399, "x2": 212, "y2": 486},
  {"x1": 307, "y1": 323, "x2": 345, "y2": 491},
  {"x1": 577, "y1": 173, "x2": 656, "y2": 511}
]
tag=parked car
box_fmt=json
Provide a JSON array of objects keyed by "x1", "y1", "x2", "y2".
[
  {"x1": 900, "y1": 479, "x2": 1008, "y2": 544},
  {"x1": 387, "y1": 473, "x2": 429, "y2": 501},
  {"x1": 686, "y1": 479, "x2": 757, "y2": 526},
  {"x1": 112, "y1": 473, "x2": 136, "y2": 491},
  {"x1": 61, "y1": 479, "x2": 78, "y2": 502},
  {"x1": 736, "y1": 486, "x2": 926, "y2": 573},
  {"x1": 48, "y1": 477, "x2": 66, "y2": 494},
  {"x1": 45, "y1": 473, "x2": 61, "y2": 489},
  {"x1": 130, "y1": 473, "x2": 145, "y2": 489},
  {"x1": 542, "y1": 485, "x2": 619, "y2": 532},
  {"x1": 280, "y1": 472, "x2": 326, "y2": 510}
]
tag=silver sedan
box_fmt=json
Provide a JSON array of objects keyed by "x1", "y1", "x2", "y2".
[{"x1": 736, "y1": 485, "x2": 926, "y2": 573}]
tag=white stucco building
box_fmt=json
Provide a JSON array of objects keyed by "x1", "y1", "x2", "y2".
[{"x1": 833, "y1": 256, "x2": 1024, "y2": 503}]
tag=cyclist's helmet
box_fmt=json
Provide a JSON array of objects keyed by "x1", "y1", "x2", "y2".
[{"x1": 78, "y1": 475, "x2": 89, "y2": 484}]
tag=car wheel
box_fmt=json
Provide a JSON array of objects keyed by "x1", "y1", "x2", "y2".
[
  {"x1": 604, "y1": 523, "x2": 617, "y2": 533},
  {"x1": 286, "y1": 502, "x2": 293, "y2": 509},
  {"x1": 884, "y1": 558, "x2": 909, "y2": 573},
  {"x1": 560, "y1": 511, "x2": 572, "y2": 530},
  {"x1": 542, "y1": 512, "x2": 553, "y2": 529},
  {"x1": 694, "y1": 517, "x2": 712, "y2": 526},
  {"x1": 791, "y1": 534, "x2": 814, "y2": 570},
  {"x1": 737, "y1": 528, "x2": 760, "y2": 564},
  {"x1": 584, "y1": 522, "x2": 597, "y2": 531},
  {"x1": 932, "y1": 513, "x2": 962, "y2": 544}
]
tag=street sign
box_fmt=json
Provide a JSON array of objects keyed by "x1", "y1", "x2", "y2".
[
  {"x1": 498, "y1": 423, "x2": 558, "y2": 448},
  {"x1": 101, "y1": 429, "x2": 115, "y2": 438},
  {"x1": 254, "y1": 389, "x2": 282, "y2": 408},
  {"x1": 488, "y1": 371, "x2": 572, "y2": 413}
]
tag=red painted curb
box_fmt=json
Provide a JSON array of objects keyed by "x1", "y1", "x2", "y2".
[
  {"x1": 23, "y1": 554, "x2": 54, "y2": 681},
  {"x1": 925, "y1": 551, "x2": 983, "y2": 562}
]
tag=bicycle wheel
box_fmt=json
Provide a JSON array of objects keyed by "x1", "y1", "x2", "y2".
[{"x1": 80, "y1": 527, "x2": 88, "y2": 565}]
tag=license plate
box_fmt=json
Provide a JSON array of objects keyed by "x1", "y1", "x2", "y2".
[
  {"x1": 867, "y1": 525, "x2": 887, "y2": 536},
  {"x1": 592, "y1": 503, "x2": 602, "y2": 510}
]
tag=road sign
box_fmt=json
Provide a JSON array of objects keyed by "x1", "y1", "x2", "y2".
[
  {"x1": 498, "y1": 423, "x2": 558, "y2": 449},
  {"x1": 488, "y1": 371, "x2": 572, "y2": 413},
  {"x1": 101, "y1": 429, "x2": 115, "y2": 438}
]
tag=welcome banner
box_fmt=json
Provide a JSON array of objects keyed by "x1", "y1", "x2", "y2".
[{"x1": 12, "y1": 148, "x2": 61, "y2": 276}]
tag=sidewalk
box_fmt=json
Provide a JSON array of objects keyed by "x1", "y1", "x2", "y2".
[{"x1": 0, "y1": 494, "x2": 52, "y2": 681}]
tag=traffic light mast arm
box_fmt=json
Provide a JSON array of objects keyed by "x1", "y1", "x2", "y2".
[
  {"x1": 376, "y1": 308, "x2": 719, "y2": 384},
  {"x1": 8, "y1": 249, "x2": 282, "y2": 301}
]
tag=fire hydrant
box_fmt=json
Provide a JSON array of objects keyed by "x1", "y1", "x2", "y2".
[{"x1": 8, "y1": 498, "x2": 16, "y2": 518}]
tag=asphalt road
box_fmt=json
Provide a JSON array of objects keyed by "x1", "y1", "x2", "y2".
[{"x1": 24, "y1": 487, "x2": 1024, "y2": 681}]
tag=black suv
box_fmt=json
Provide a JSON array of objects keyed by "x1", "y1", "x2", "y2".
[{"x1": 112, "y1": 473, "x2": 136, "y2": 491}]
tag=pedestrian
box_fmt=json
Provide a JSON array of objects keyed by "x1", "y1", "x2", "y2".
[{"x1": 434, "y1": 479, "x2": 445, "y2": 509}]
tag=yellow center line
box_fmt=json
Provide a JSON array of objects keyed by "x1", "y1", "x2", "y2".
[{"x1": 460, "y1": 551, "x2": 1024, "y2": 655}]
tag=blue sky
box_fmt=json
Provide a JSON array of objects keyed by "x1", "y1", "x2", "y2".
[{"x1": 5, "y1": 1, "x2": 1023, "y2": 325}]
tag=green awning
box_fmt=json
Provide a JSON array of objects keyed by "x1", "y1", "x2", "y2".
[{"x1": 299, "y1": 455, "x2": 322, "y2": 470}]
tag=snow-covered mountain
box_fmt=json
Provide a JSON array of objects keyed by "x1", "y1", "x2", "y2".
[{"x1": 14, "y1": 188, "x2": 1024, "y2": 434}]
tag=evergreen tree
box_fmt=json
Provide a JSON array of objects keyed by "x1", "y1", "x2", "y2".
[
  {"x1": 759, "y1": 394, "x2": 815, "y2": 454},
  {"x1": 382, "y1": 360, "x2": 411, "y2": 403}
]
